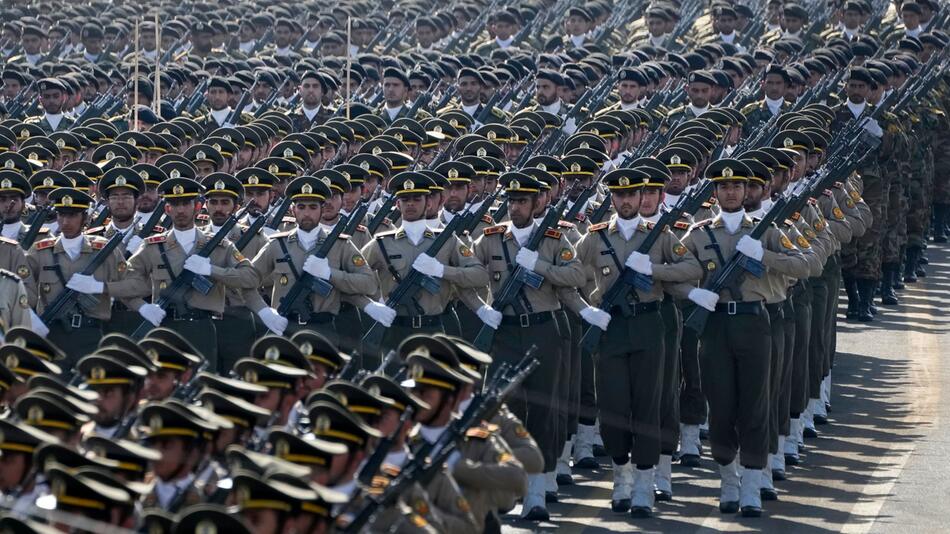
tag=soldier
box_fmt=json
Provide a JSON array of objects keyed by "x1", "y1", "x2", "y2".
[
  {"x1": 107, "y1": 177, "x2": 261, "y2": 365},
  {"x1": 741, "y1": 65, "x2": 792, "y2": 136},
  {"x1": 470, "y1": 172, "x2": 586, "y2": 520},
  {"x1": 140, "y1": 335, "x2": 202, "y2": 401},
  {"x1": 25, "y1": 188, "x2": 131, "y2": 363},
  {"x1": 0, "y1": 418, "x2": 60, "y2": 513},
  {"x1": 290, "y1": 70, "x2": 335, "y2": 131},
  {"x1": 197, "y1": 77, "x2": 244, "y2": 134},
  {"x1": 378, "y1": 68, "x2": 430, "y2": 125},
  {"x1": 438, "y1": 68, "x2": 508, "y2": 127},
  {"x1": 233, "y1": 339, "x2": 310, "y2": 429},
  {"x1": 24, "y1": 78, "x2": 74, "y2": 134},
  {"x1": 680, "y1": 159, "x2": 811, "y2": 517},
  {"x1": 360, "y1": 172, "x2": 489, "y2": 360},
  {"x1": 75, "y1": 352, "x2": 147, "y2": 439},
  {"x1": 245, "y1": 175, "x2": 377, "y2": 343},
  {"x1": 666, "y1": 70, "x2": 718, "y2": 127},
  {"x1": 43, "y1": 462, "x2": 137, "y2": 529}
]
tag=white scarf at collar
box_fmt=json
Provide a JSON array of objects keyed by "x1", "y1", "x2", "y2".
[{"x1": 615, "y1": 215, "x2": 641, "y2": 241}]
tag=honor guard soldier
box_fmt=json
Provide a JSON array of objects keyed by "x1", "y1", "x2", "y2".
[
  {"x1": 0, "y1": 171, "x2": 38, "y2": 301},
  {"x1": 108, "y1": 177, "x2": 261, "y2": 367},
  {"x1": 76, "y1": 353, "x2": 148, "y2": 439},
  {"x1": 290, "y1": 70, "x2": 335, "y2": 131},
  {"x1": 24, "y1": 78, "x2": 74, "y2": 133},
  {"x1": 140, "y1": 335, "x2": 202, "y2": 401},
  {"x1": 438, "y1": 68, "x2": 508, "y2": 127},
  {"x1": 378, "y1": 68, "x2": 431, "y2": 125},
  {"x1": 361, "y1": 172, "x2": 490, "y2": 360},
  {"x1": 470, "y1": 172, "x2": 586, "y2": 521},
  {"x1": 0, "y1": 269, "x2": 32, "y2": 331},
  {"x1": 0, "y1": 419, "x2": 61, "y2": 513},
  {"x1": 14, "y1": 389, "x2": 91, "y2": 446},
  {"x1": 566, "y1": 167, "x2": 703, "y2": 517},
  {"x1": 245, "y1": 176, "x2": 378, "y2": 342},
  {"x1": 680, "y1": 159, "x2": 811, "y2": 517},
  {"x1": 42, "y1": 462, "x2": 136, "y2": 529},
  {"x1": 233, "y1": 351, "x2": 309, "y2": 429},
  {"x1": 26, "y1": 188, "x2": 132, "y2": 364}
]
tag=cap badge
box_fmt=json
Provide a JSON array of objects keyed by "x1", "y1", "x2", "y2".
[
  {"x1": 432, "y1": 125, "x2": 443, "y2": 134},
  {"x1": 302, "y1": 184, "x2": 313, "y2": 195},
  {"x1": 264, "y1": 346, "x2": 280, "y2": 361},
  {"x1": 359, "y1": 161, "x2": 370, "y2": 170},
  {"x1": 320, "y1": 177, "x2": 331, "y2": 187},
  {"x1": 244, "y1": 369, "x2": 258, "y2": 383},
  {"x1": 4, "y1": 161, "x2": 14, "y2": 169},
  {"x1": 671, "y1": 155, "x2": 681, "y2": 165},
  {"x1": 403, "y1": 180, "x2": 415, "y2": 190},
  {"x1": 509, "y1": 180, "x2": 521, "y2": 190},
  {"x1": 571, "y1": 162, "x2": 581, "y2": 173},
  {"x1": 105, "y1": 151, "x2": 115, "y2": 161},
  {"x1": 486, "y1": 131, "x2": 497, "y2": 141},
  {"x1": 409, "y1": 363, "x2": 424, "y2": 380},
  {"x1": 300, "y1": 342, "x2": 312, "y2": 356},
  {"x1": 28, "y1": 152, "x2": 38, "y2": 161},
  {"x1": 55, "y1": 139, "x2": 65, "y2": 148},
  {"x1": 248, "y1": 175, "x2": 259, "y2": 185},
  {"x1": 580, "y1": 141, "x2": 589, "y2": 149},
  {"x1": 139, "y1": 171, "x2": 149, "y2": 180},
  {"x1": 170, "y1": 169, "x2": 181, "y2": 179},
  {"x1": 722, "y1": 167, "x2": 734, "y2": 178},
  {"x1": 783, "y1": 137, "x2": 794, "y2": 148},
  {"x1": 5, "y1": 354, "x2": 17, "y2": 368},
  {"x1": 0, "y1": 179, "x2": 10, "y2": 189},
  {"x1": 476, "y1": 147, "x2": 487, "y2": 157},
  {"x1": 27, "y1": 406, "x2": 43, "y2": 423},
  {"x1": 314, "y1": 414, "x2": 331, "y2": 433},
  {"x1": 448, "y1": 169, "x2": 458, "y2": 179},
  {"x1": 283, "y1": 148, "x2": 294, "y2": 158},
  {"x1": 196, "y1": 150, "x2": 206, "y2": 160},
  {"x1": 619, "y1": 176, "x2": 630, "y2": 186},
  {"x1": 214, "y1": 180, "x2": 225, "y2": 191},
  {"x1": 116, "y1": 176, "x2": 127, "y2": 187},
  {"x1": 90, "y1": 366, "x2": 106, "y2": 381},
  {"x1": 62, "y1": 195, "x2": 73, "y2": 206},
  {"x1": 268, "y1": 164, "x2": 279, "y2": 174},
  {"x1": 172, "y1": 184, "x2": 184, "y2": 195}
]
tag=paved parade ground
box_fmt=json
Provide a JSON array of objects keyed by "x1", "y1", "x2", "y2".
[{"x1": 503, "y1": 245, "x2": 950, "y2": 533}]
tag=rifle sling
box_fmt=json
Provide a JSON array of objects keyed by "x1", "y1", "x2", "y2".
[
  {"x1": 595, "y1": 229, "x2": 636, "y2": 311},
  {"x1": 376, "y1": 237, "x2": 425, "y2": 317},
  {"x1": 499, "y1": 236, "x2": 533, "y2": 315}
]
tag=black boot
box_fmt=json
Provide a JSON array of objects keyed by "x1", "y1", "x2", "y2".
[
  {"x1": 844, "y1": 275, "x2": 860, "y2": 320},
  {"x1": 880, "y1": 265, "x2": 899, "y2": 305},
  {"x1": 893, "y1": 254, "x2": 906, "y2": 290},
  {"x1": 856, "y1": 279, "x2": 874, "y2": 322},
  {"x1": 934, "y1": 204, "x2": 949, "y2": 243},
  {"x1": 904, "y1": 247, "x2": 919, "y2": 283}
]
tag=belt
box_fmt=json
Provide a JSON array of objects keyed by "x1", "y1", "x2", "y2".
[
  {"x1": 500, "y1": 310, "x2": 555, "y2": 327},
  {"x1": 713, "y1": 301, "x2": 764, "y2": 316},
  {"x1": 287, "y1": 312, "x2": 335, "y2": 325},
  {"x1": 765, "y1": 302, "x2": 784, "y2": 316},
  {"x1": 392, "y1": 315, "x2": 444, "y2": 329},
  {"x1": 609, "y1": 300, "x2": 661, "y2": 317},
  {"x1": 170, "y1": 309, "x2": 220, "y2": 321},
  {"x1": 64, "y1": 313, "x2": 101, "y2": 328}
]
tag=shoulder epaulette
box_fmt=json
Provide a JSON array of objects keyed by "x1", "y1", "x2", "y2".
[
  {"x1": 691, "y1": 219, "x2": 713, "y2": 228},
  {"x1": 833, "y1": 181, "x2": 844, "y2": 189},
  {"x1": 666, "y1": 105, "x2": 686, "y2": 116},
  {"x1": 481, "y1": 214, "x2": 494, "y2": 224},
  {"x1": 0, "y1": 268, "x2": 18, "y2": 281},
  {"x1": 465, "y1": 427, "x2": 492, "y2": 440},
  {"x1": 152, "y1": 225, "x2": 165, "y2": 233},
  {"x1": 337, "y1": 233, "x2": 351, "y2": 240},
  {"x1": 0, "y1": 236, "x2": 18, "y2": 245},
  {"x1": 791, "y1": 212, "x2": 801, "y2": 221},
  {"x1": 574, "y1": 212, "x2": 586, "y2": 222},
  {"x1": 701, "y1": 201, "x2": 714, "y2": 208},
  {"x1": 784, "y1": 218, "x2": 796, "y2": 227},
  {"x1": 483, "y1": 225, "x2": 507, "y2": 235},
  {"x1": 355, "y1": 224, "x2": 368, "y2": 233},
  {"x1": 557, "y1": 220, "x2": 576, "y2": 229},
  {"x1": 822, "y1": 189, "x2": 833, "y2": 197},
  {"x1": 196, "y1": 213, "x2": 210, "y2": 221},
  {"x1": 544, "y1": 229, "x2": 562, "y2": 239},
  {"x1": 589, "y1": 222, "x2": 609, "y2": 232},
  {"x1": 644, "y1": 221, "x2": 656, "y2": 230},
  {"x1": 84, "y1": 226, "x2": 105, "y2": 235},
  {"x1": 268, "y1": 229, "x2": 294, "y2": 239},
  {"x1": 145, "y1": 235, "x2": 166, "y2": 244},
  {"x1": 282, "y1": 216, "x2": 296, "y2": 223},
  {"x1": 673, "y1": 220, "x2": 690, "y2": 230},
  {"x1": 376, "y1": 229, "x2": 400, "y2": 239},
  {"x1": 35, "y1": 238, "x2": 56, "y2": 250}
]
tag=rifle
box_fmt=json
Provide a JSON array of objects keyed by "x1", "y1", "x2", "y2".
[
  {"x1": 342, "y1": 197, "x2": 371, "y2": 236},
  {"x1": 250, "y1": 29, "x2": 275, "y2": 56},
  {"x1": 264, "y1": 196, "x2": 293, "y2": 230},
  {"x1": 253, "y1": 79, "x2": 289, "y2": 118},
  {"x1": 589, "y1": 191, "x2": 612, "y2": 224},
  {"x1": 134, "y1": 199, "x2": 167, "y2": 240},
  {"x1": 130, "y1": 216, "x2": 239, "y2": 339},
  {"x1": 343, "y1": 352, "x2": 539, "y2": 533},
  {"x1": 293, "y1": 22, "x2": 320, "y2": 52},
  {"x1": 366, "y1": 193, "x2": 397, "y2": 234},
  {"x1": 176, "y1": 78, "x2": 209, "y2": 116},
  {"x1": 42, "y1": 31, "x2": 70, "y2": 64},
  {"x1": 89, "y1": 205, "x2": 111, "y2": 228},
  {"x1": 172, "y1": 358, "x2": 210, "y2": 402},
  {"x1": 20, "y1": 206, "x2": 53, "y2": 250},
  {"x1": 6, "y1": 81, "x2": 36, "y2": 119},
  {"x1": 362, "y1": 203, "x2": 477, "y2": 348},
  {"x1": 580, "y1": 181, "x2": 715, "y2": 351},
  {"x1": 160, "y1": 32, "x2": 188, "y2": 64},
  {"x1": 276, "y1": 212, "x2": 352, "y2": 320},
  {"x1": 472, "y1": 187, "x2": 575, "y2": 351},
  {"x1": 459, "y1": 188, "x2": 500, "y2": 236},
  {"x1": 39, "y1": 233, "x2": 125, "y2": 325},
  {"x1": 224, "y1": 90, "x2": 251, "y2": 127}
]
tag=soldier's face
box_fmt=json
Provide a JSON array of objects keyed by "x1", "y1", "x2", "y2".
[
  {"x1": 618, "y1": 80, "x2": 643, "y2": 104},
  {"x1": 275, "y1": 25, "x2": 293, "y2": 47},
  {"x1": 639, "y1": 188, "x2": 663, "y2": 217},
  {"x1": 21, "y1": 33, "x2": 43, "y2": 54},
  {"x1": 646, "y1": 17, "x2": 666, "y2": 37},
  {"x1": 322, "y1": 193, "x2": 342, "y2": 222},
  {"x1": 57, "y1": 211, "x2": 85, "y2": 238},
  {"x1": 494, "y1": 21, "x2": 515, "y2": 39},
  {"x1": 614, "y1": 190, "x2": 641, "y2": 219},
  {"x1": 93, "y1": 384, "x2": 131, "y2": 424},
  {"x1": 535, "y1": 78, "x2": 559, "y2": 106},
  {"x1": 783, "y1": 15, "x2": 805, "y2": 32},
  {"x1": 206, "y1": 195, "x2": 236, "y2": 226},
  {"x1": 293, "y1": 200, "x2": 324, "y2": 232},
  {"x1": 40, "y1": 88, "x2": 65, "y2": 114},
  {"x1": 846, "y1": 80, "x2": 870, "y2": 103},
  {"x1": 152, "y1": 437, "x2": 194, "y2": 480},
  {"x1": 2, "y1": 78, "x2": 22, "y2": 99},
  {"x1": 0, "y1": 452, "x2": 28, "y2": 491},
  {"x1": 106, "y1": 189, "x2": 137, "y2": 222},
  {"x1": 342, "y1": 188, "x2": 361, "y2": 212},
  {"x1": 166, "y1": 198, "x2": 198, "y2": 230},
  {"x1": 508, "y1": 194, "x2": 537, "y2": 228},
  {"x1": 744, "y1": 182, "x2": 767, "y2": 210},
  {"x1": 686, "y1": 82, "x2": 711, "y2": 107},
  {"x1": 564, "y1": 15, "x2": 591, "y2": 36},
  {"x1": 396, "y1": 193, "x2": 426, "y2": 222},
  {"x1": 425, "y1": 191, "x2": 442, "y2": 218},
  {"x1": 457, "y1": 76, "x2": 481, "y2": 104},
  {"x1": 137, "y1": 185, "x2": 159, "y2": 213},
  {"x1": 0, "y1": 192, "x2": 23, "y2": 223},
  {"x1": 144, "y1": 370, "x2": 178, "y2": 401},
  {"x1": 716, "y1": 15, "x2": 737, "y2": 34},
  {"x1": 763, "y1": 74, "x2": 788, "y2": 100},
  {"x1": 444, "y1": 183, "x2": 468, "y2": 212},
  {"x1": 715, "y1": 181, "x2": 747, "y2": 212},
  {"x1": 206, "y1": 87, "x2": 231, "y2": 111},
  {"x1": 382, "y1": 78, "x2": 408, "y2": 105},
  {"x1": 668, "y1": 170, "x2": 690, "y2": 196}
]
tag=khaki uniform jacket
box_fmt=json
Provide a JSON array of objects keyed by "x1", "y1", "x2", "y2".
[
  {"x1": 244, "y1": 229, "x2": 378, "y2": 314},
  {"x1": 361, "y1": 227, "x2": 489, "y2": 316},
  {"x1": 454, "y1": 423, "x2": 526, "y2": 531},
  {"x1": 0, "y1": 269, "x2": 31, "y2": 331},
  {"x1": 0, "y1": 237, "x2": 36, "y2": 307},
  {"x1": 680, "y1": 214, "x2": 811, "y2": 303},
  {"x1": 489, "y1": 405, "x2": 544, "y2": 475},
  {"x1": 470, "y1": 222, "x2": 586, "y2": 314},
  {"x1": 109, "y1": 228, "x2": 260, "y2": 314},
  {"x1": 568, "y1": 218, "x2": 704, "y2": 309},
  {"x1": 197, "y1": 221, "x2": 268, "y2": 308},
  {"x1": 26, "y1": 235, "x2": 130, "y2": 320}
]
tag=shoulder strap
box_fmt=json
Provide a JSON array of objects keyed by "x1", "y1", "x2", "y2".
[{"x1": 276, "y1": 237, "x2": 301, "y2": 281}]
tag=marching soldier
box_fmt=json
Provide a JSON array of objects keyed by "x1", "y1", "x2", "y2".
[
  {"x1": 26, "y1": 187, "x2": 131, "y2": 363},
  {"x1": 76, "y1": 352, "x2": 147, "y2": 439},
  {"x1": 24, "y1": 78, "x2": 74, "y2": 133}
]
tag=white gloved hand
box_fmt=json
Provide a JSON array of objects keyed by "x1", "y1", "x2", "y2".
[
  {"x1": 562, "y1": 117, "x2": 578, "y2": 135},
  {"x1": 138, "y1": 303, "x2": 166, "y2": 326},
  {"x1": 303, "y1": 256, "x2": 332, "y2": 280},
  {"x1": 861, "y1": 117, "x2": 884, "y2": 138},
  {"x1": 688, "y1": 288, "x2": 719, "y2": 312},
  {"x1": 29, "y1": 310, "x2": 49, "y2": 337},
  {"x1": 125, "y1": 235, "x2": 144, "y2": 254},
  {"x1": 257, "y1": 307, "x2": 288, "y2": 335},
  {"x1": 183, "y1": 255, "x2": 212, "y2": 276},
  {"x1": 476, "y1": 304, "x2": 502, "y2": 329},
  {"x1": 736, "y1": 235, "x2": 764, "y2": 261},
  {"x1": 363, "y1": 300, "x2": 397, "y2": 327},
  {"x1": 625, "y1": 251, "x2": 653, "y2": 275},
  {"x1": 411, "y1": 253, "x2": 445, "y2": 278},
  {"x1": 261, "y1": 227, "x2": 277, "y2": 238},
  {"x1": 579, "y1": 306, "x2": 611, "y2": 330},
  {"x1": 515, "y1": 248, "x2": 539, "y2": 271},
  {"x1": 66, "y1": 273, "x2": 104, "y2": 294}
]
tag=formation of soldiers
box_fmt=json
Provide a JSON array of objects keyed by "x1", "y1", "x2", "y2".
[{"x1": 0, "y1": 0, "x2": 946, "y2": 532}]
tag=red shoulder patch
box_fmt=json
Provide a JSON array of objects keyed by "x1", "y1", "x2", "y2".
[
  {"x1": 483, "y1": 225, "x2": 507, "y2": 235},
  {"x1": 557, "y1": 220, "x2": 576, "y2": 229},
  {"x1": 355, "y1": 224, "x2": 368, "y2": 233},
  {"x1": 196, "y1": 213, "x2": 209, "y2": 221},
  {"x1": 146, "y1": 235, "x2": 167, "y2": 244},
  {"x1": 822, "y1": 189, "x2": 833, "y2": 197},
  {"x1": 589, "y1": 222, "x2": 609, "y2": 232},
  {"x1": 574, "y1": 212, "x2": 587, "y2": 222},
  {"x1": 481, "y1": 214, "x2": 494, "y2": 224},
  {"x1": 544, "y1": 229, "x2": 563, "y2": 239},
  {"x1": 35, "y1": 238, "x2": 56, "y2": 250},
  {"x1": 84, "y1": 226, "x2": 105, "y2": 235},
  {"x1": 0, "y1": 236, "x2": 18, "y2": 245},
  {"x1": 833, "y1": 181, "x2": 844, "y2": 189},
  {"x1": 673, "y1": 221, "x2": 690, "y2": 230},
  {"x1": 90, "y1": 238, "x2": 106, "y2": 250}
]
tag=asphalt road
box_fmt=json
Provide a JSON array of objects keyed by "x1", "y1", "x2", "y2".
[{"x1": 502, "y1": 243, "x2": 950, "y2": 533}]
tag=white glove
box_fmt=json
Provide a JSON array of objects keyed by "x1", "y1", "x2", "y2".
[
  {"x1": 183, "y1": 255, "x2": 212, "y2": 276},
  {"x1": 125, "y1": 235, "x2": 143, "y2": 254},
  {"x1": 261, "y1": 227, "x2": 277, "y2": 238},
  {"x1": 736, "y1": 235, "x2": 764, "y2": 261},
  {"x1": 562, "y1": 117, "x2": 578, "y2": 135},
  {"x1": 303, "y1": 256, "x2": 331, "y2": 280},
  {"x1": 861, "y1": 117, "x2": 883, "y2": 138},
  {"x1": 411, "y1": 253, "x2": 445, "y2": 278},
  {"x1": 138, "y1": 303, "x2": 166, "y2": 326},
  {"x1": 515, "y1": 248, "x2": 539, "y2": 271},
  {"x1": 688, "y1": 288, "x2": 719, "y2": 312},
  {"x1": 66, "y1": 273, "x2": 104, "y2": 294},
  {"x1": 579, "y1": 306, "x2": 611, "y2": 331},
  {"x1": 625, "y1": 251, "x2": 653, "y2": 275},
  {"x1": 29, "y1": 310, "x2": 49, "y2": 337},
  {"x1": 363, "y1": 301, "x2": 396, "y2": 327},
  {"x1": 476, "y1": 304, "x2": 502, "y2": 329},
  {"x1": 257, "y1": 307, "x2": 288, "y2": 335}
]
